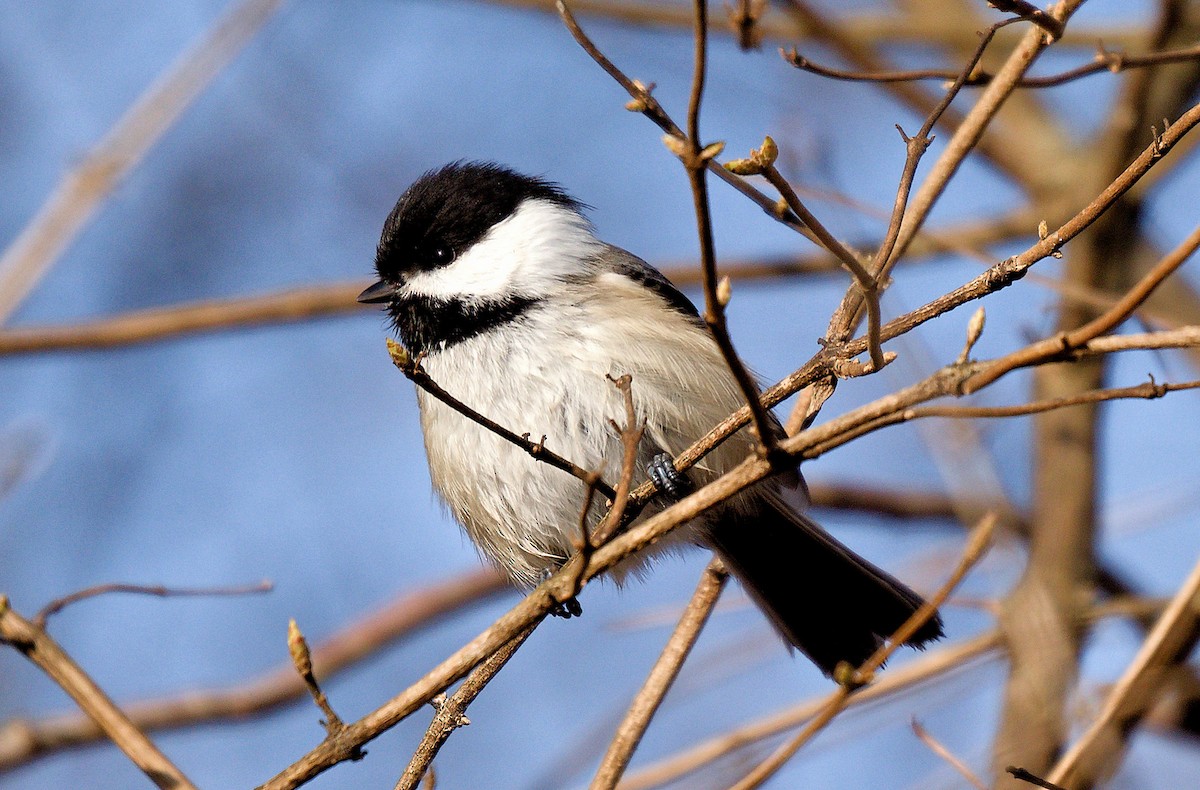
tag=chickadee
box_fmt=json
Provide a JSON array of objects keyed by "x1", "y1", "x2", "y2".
[{"x1": 359, "y1": 162, "x2": 942, "y2": 675}]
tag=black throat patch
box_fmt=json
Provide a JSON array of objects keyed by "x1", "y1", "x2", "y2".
[{"x1": 388, "y1": 294, "x2": 539, "y2": 355}]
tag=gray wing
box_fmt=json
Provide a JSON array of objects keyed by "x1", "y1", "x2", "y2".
[
  {"x1": 589, "y1": 244, "x2": 705, "y2": 326},
  {"x1": 586, "y1": 244, "x2": 803, "y2": 491}
]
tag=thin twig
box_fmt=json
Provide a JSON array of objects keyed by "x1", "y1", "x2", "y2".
[
  {"x1": 590, "y1": 560, "x2": 727, "y2": 789},
  {"x1": 1078, "y1": 325, "x2": 1200, "y2": 356},
  {"x1": 386, "y1": 338, "x2": 618, "y2": 502},
  {"x1": 822, "y1": 16, "x2": 1021, "y2": 366},
  {"x1": 1006, "y1": 766, "x2": 1069, "y2": 790},
  {"x1": 795, "y1": 376, "x2": 1200, "y2": 462},
  {"x1": 726, "y1": 514, "x2": 995, "y2": 790},
  {"x1": 746, "y1": 159, "x2": 886, "y2": 371},
  {"x1": 570, "y1": 374, "x2": 645, "y2": 600},
  {"x1": 555, "y1": 0, "x2": 819, "y2": 243},
  {"x1": 287, "y1": 620, "x2": 355, "y2": 753},
  {"x1": 832, "y1": 0, "x2": 1088, "y2": 339},
  {"x1": 620, "y1": 629, "x2": 1003, "y2": 790},
  {"x1": 825, "y1": 18, "x2": 1023, "y2": 350},
  {"x1": 779, "y1": 0, "x2": 1011, "y2": 185},
  {"x1": 0, "y1": 0, "x2": 285, "y2": 324},
  {"x1": 0, "y1": 281, "x2": 366, "y2": 355},
  {"x1": 903, "y1": 377, "x2": 1200, "y2": 420},
  {"x1": 784, "y1": 41, "x2": 1200, "y2": 89},
  {"x1": 912, "y1": 718, "x2": 988, "y2": 790},
  {"x1": 590, "y1": 374, "x2": 646, "y2": 546},
  {"x1": 0, "y1": 568, "x2": 507, "y2": 772},
  {"x1": 34, "y1": 580, "x2": 272, "y2": 627},
  {"x1": 807, "y1": 481, "x2": 1016, "y2": 524},
  {"x1": 0, "y1": 597, "x2": 197, "y2": 789},
  {"x1": 752, "y1": 98, "x2": 1200, "y2": 453},
  {"x1": 677, "y1": 0, "x2": 783, "y2": 459},
  {"x1": 863, "y1": 20, "x2": 1020, "y2": 299},
  {"x1": 618, "y1": 595, "x2": 1165, "y2": 790},
  {"x1": 985, "y1": 0, "x2": 1065, "y2": 40},
  {"x1": 396, "y1": 624, "x2": 537, "y2": 790},
  {"x1": 571, "y1": 474, "x2": 603, "y2": 594},
  {"x1": 964, "y1": 221, "x2": 1200, "y2": 392},
  {"x1": 499, "y1": 0, "x2": 1145, "y2": 50}
]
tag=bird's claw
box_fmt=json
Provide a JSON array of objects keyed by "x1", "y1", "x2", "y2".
[
  {"x1": 550, "y1": 596, "x2": 583, "y2": 619},
  {"x1": 540, "y1": 566, "x2": 583, "y2": 618},
  {"x1": 647, "y1": 452, "x2": 692, "y2": 501}
]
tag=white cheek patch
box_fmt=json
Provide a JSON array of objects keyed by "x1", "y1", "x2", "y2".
[{"x1": 401, "y1": 198, "x2": 602, "y2": 301}]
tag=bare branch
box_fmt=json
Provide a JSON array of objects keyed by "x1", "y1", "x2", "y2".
[
  {"x1": 829, "y1": 2, "x2": 1088, "y2": 344},
  {"x1": 725, "y1": 514, "x2": 996, "y2": 789},
  {"x1": 34, "y1": 580, "x2": 272, "y2": 627},
  {"x1": 396, "y1": 625, "x2": 537, "y2": 790},
  {"x1": 588, "y1": 374, "x2": 645, "y2": 547},
  {"x1": 287, "y1": 620, "x2": 355, "y2": 753},
  {"x1": 784, "y1": 41, "x2": 1200, "y2": 89},
  {"x1": 0, "y1": 568, "x2": 507, "y2": 772},
  {"x1": 1078, "y1": 325, "x2": 1200, "y2": 355},
  {"x1": 556, "y1": 0, "x2": 819, "y2": 242},
  {"x1": 0, "y1": 597, "x2": 197, "y2": 789},
  {"x1": 621, "y1": 630, "x2": 1003, "y2": 790},
  {"x1": 732, "y1": 152, "x2": 886, "y2": 371},
  {"x1": 819, "y1": 17, "x2": 1023, "y2": 369},
  {"x1": 674, "y1": 0, "x2": 784, "y2": 460},
  {"x1": 590, "y1": 560, "x2": 727, "y2": 789},
  {"x1": 619, "y1": 595, "x2": 1167, "y2": 790},
  {"x1": 0, "y1": 281, "x2": 366, "y2": 356},
  {"x1": 498, "y1": 0, "x2": 1148, "y2": 50},
  {"x1": 964, "y1": 221, "x2": 1200, "y2": 392},
  {"x1": 911, "y1": 718, "x2": 987, "y2": 790},
  {"x1": 985, "y1": 0, "x2": 1064, "y2": 40},
  {"x1": 905, "y1": 377, "x2": 1200, "y2": 420},
  {"x1": 386, "y1": 338, "x2": 618, "y2": 502},
  {"x1": 1046, "y1": 556, "x2": 1200, "y2": 788}
]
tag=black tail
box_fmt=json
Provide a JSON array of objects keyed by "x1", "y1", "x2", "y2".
[{"x1": 707, "y1": 502, "x2": 943, "y2": 676}]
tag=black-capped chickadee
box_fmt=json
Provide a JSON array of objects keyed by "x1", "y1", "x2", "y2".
[{"x1": 359, "y1": 162, "x2": 942, "y2": 675}]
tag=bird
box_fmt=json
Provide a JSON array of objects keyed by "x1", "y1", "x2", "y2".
[{"x1": 358, "y1": 161, "x2": 942, "y2": 675}]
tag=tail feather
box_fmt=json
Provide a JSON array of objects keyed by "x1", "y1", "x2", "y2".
[{"x1": 707, "y1": 500, "x2": 943, "y2": 676}]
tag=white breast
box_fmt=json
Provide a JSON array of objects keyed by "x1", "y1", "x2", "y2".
[{"x1": 416, "y1": 273, "x2": 757, "y2": 587}]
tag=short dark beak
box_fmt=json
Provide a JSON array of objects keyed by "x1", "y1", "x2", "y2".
[{"x1": 358, "y1": 280, "x2": 398, "y2": 304}]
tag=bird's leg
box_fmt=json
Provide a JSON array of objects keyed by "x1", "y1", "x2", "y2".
[{"x1": 647, "y1": 452, "x2": 693, "y2": 501}]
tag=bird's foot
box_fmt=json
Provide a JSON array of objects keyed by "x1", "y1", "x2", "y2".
[
  {"x1": 647, "y1": 452, "x2": 693, "y2": 501},
  {"x1": 540, "y1": 566, "x2": 583, "y2": 618}
]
